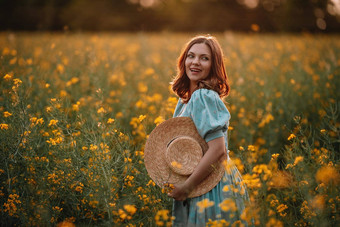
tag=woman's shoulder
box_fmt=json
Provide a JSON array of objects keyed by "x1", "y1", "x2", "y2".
[
  {"x1": 190, "y1": 88, "x2": 229, "y2": 114},
  {"x1": 190, "y1": 88, "x2": 221, "y2": 103}
]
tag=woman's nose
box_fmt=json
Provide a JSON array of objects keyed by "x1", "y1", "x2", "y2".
[{"x1": 192, "y1": 57, "x2": 200, "y2": 65}]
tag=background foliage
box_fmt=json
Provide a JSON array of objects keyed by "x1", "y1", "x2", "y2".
[{"x1": 0, "y1": 32, "x2": 339, "y2": 226}]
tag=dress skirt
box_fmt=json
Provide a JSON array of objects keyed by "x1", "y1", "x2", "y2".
[{"x1": 172, "y1": 159, "x2": 252, "y2": 227}]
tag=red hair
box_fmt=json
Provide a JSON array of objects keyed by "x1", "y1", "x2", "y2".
[{"x1": 171, "y1": 35, "x2": 230, "y2": 103}]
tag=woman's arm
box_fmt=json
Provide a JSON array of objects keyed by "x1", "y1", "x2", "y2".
[{"x1": 168, "y1": 136, "x2": 226, "y2": 201}]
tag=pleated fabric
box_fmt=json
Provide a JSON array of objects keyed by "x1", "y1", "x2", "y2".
[{"x1": 172, "y1": 159, "x2": 251, "y2": 226}]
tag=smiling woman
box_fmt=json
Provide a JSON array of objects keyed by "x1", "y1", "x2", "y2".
[
  {"x1": 166, "y1": 35, "x2": 253, "y2": 226},
  {"x1": 185, "y1": 43, "x2": 212, "y2": 92},
  {"x1": 172, "y1": 35, "x2": 229, "y2": 104}
]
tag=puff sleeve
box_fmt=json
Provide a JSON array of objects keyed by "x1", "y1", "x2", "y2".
[{"x1": 188, "y1": 89, "x2": 230, "y2": 142}]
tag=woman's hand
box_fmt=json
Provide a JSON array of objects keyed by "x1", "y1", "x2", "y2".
[{"x1": 167, "y1": 183, "x2": 192, "y2": 201}]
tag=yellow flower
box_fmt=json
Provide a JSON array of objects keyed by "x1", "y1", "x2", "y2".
[
  {"x1": 315, "y1": 166, "x2": 339, "y2": 185},
  {"x1": 138, "y1": 82, "x2": 148, "y2": 93},
  {"x1": 97, "y1": 107, "x2": 105, "y2": 114},
  {"x1": 13, "y1": 78, "x2": 22, "y2": 85},
  {"x1": 266, "y1": 217, "x2": 283, "y2": 227},
  {"x1": 258, "y1": 113, "x2": 274, "y2": 127},
  {"x1": 138, "y1": 115, "x2": 146, "y2": 122},
  {"x1": 118, "y1": 209, "x2": 128, "y2": 220},
  {"x1": 9, "y1": 57, "x2": 17, "y2": 65},
  {"x1": 287, "y1": 133, "x2": 296, "y2": 140},
  {"x1": 268, "y1": 170, "x2": 293, "y2": 189},
  {"x1": 271, "y1": 153, "x2": 279, "y2": 160},
  {"x1": 155, "y1": 210, "x2": 170, "y2": 226},
  {"x1": 2, "y1": 47, "x2": 10, "y2": 55},
  {"x1": 197, "y1": 198, "x2": 214, "y2": 213},
  {"x1": 48, "y1": 119, "x2": 58, "y2": 127},
  {"x1": 72, "y1": 104, "x2": 79, "y2": 112},
  {"x1": 171, "y1": 161, "x2": 182, "y2": 169},
  {"x1": 3, "y1": 194, "x2": 21, "y2": 217},
  {"x1": 56, "y1": 64, "x2": 64, "y2": 73},
  {"x1": 222, "y1": 185, "x2": 229, "y2": 192},
  {"x1": 116, "y1": 112, "x2": 123, "y2": 118},
  {"x1": 311, "y1": 195, "x2": 325, "y2": 210},
  {"x1": 56, "y1": 221, "x2": 75, "y2": 227},
  {"x1": 220, "y1": 198, "x2": 237, "y2": 212},
  {"x1": 89, "y1": 144, "x2": 98, "y2": 151},
  {"x1": 60, "y1": 90, "x2": 67, "y2": 97},
  {"x1": 52, "y1": 206, "x2": 63, "y2": 212},
  {"x1": 0, "y1": 124, "x2": 9, "y2": 130},
  {"x1": 293, "y1": 156, "x2": 304, "y2": 165},
  {"x1": 247, "y1": 145, "x2": 255, "y2": 151},
  {"x1": 124, "y1": 204, "x2": 137, "y2": 215},
  {"x1": 154, "y1": 116, "x2": 165, "y2": 126},
  {"x1": 276, "y1": 204, "x2": 288, "y2": 217},
  {"x1": 146, "y1": 180, "x2": 155, "y2": 187},
  {"x1": 26, "y1": 58, "x2": 33, "y2": 65},
  {"x1": 3, "y1": 74, "x2": 12, "y2": 80},
  {"x1": 3, "y1": 112, "x2": 12, "y2": 117},
  {"x1": 82, "y1": 146, "x2": 88, "y2": 151},
  {"x1": 66, "y1": 77, "x2": 79, "y2": 87},
  {"x1": 107, "y1": 118, "x2": 115, "y2": 124},
  {"x1": 75, "y1": 183, "x2": 84, "y2": 193},
  {"x1": 144, "y1": 67, "x2": 155, "y2": 75}
]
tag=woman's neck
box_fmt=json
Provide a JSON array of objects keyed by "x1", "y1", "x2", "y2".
[{"x1": 189, "y1": 81, "x2": 197, "y2": 96}]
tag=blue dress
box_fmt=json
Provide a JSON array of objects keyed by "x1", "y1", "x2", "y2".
[{"x1": 172, "y1": 88, "x2": 251, "y2": 227}]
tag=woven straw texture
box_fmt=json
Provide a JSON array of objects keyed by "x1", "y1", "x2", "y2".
[{"x1": 144, "y1": 117, "x2": 227, "y2": 198}]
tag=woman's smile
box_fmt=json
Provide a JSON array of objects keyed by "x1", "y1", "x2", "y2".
[{"x1": 185, "y1": 43, "x2": 212, "y2": 86}]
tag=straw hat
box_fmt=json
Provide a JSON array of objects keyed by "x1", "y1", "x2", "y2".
[{"x1": 144, "y1": 117, "x2": 228, "y2": 198}]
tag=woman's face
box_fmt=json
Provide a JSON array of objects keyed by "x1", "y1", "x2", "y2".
[{"x1": 185, "y1": 43, "x2": 212, "y2": 85}]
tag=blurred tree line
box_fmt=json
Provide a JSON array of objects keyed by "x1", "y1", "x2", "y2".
[{"x1": 0, "y1": 0, "x2": 339, "y2": 32}]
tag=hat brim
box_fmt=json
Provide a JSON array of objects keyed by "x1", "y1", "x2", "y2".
[{"x1": 144, "y1": 117, "x2": 227, "y2": 198}]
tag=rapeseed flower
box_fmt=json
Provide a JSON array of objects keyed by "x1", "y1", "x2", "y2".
[
  {"x1": 293, "y1": 156, "x2": 304, "y2": 165},
  {"x1": 3, "y1": 194, "x2": 21, "y2": 217},
  {"x1": 276, "y1": 204, "x2": 288, "y2": 217},
  {"x1": 315, "y1": 166, "x2": 339, "y2": 185},
  {"x1": 138, "y1": 115, "x2": 146, "y2": 122},
  {"x1": 9, "y1": 57, "x2": 17, "y2": 65},
  {"x1": 0, "y1": 124, "x2": 9, "y2": 130},
  {"x1": 124, "y1": 204, "x2": 137, "y2": 215},
  {"x1": 197, "y1": 198, "x2": 214, "y2": 213},
  {"x1": 107, "y1": 118, "x2": 115, "y2": 124},
  {"x1": 3, "y1": 74, "x2": 12, "y2": 80},
  {"x1": 56, "y1": 221, "x2": 75, "y2": 227},
  {"x1": 287, "y1": 133, "x2": 296, "y2": 140},
  {"x1": 171, "y1": 161, "x2": 182, "y2": 169},
  {"x1": 155, "y1": 209, "x2": 171, "y2": 226},
  {"x1": 154, "y1": 116, "x2": 165, "y2": 126},
  {"x1": 219, "y1": 198, "x2": 237, "y2": 212},
  {"x1": 48, "y1": 119, "x2": 58, "y2": 127},
  {"x1": 13, "y1": 78, "x2": 22, "y2": 85},
  {"x1": 266, "y1": 218, "x2": 283, "y2": 227},
  {"x1": 3, "y1": 111, "x2": 12, "y2": 117}
]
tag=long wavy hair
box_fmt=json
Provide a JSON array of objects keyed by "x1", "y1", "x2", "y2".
[{"x1": 171, "y1": 35, "x2": 230, "y2": 103}]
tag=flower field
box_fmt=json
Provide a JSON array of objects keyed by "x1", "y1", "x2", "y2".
[{"x1": 0, "y1": 32, "x2": 339, "y2": 226}]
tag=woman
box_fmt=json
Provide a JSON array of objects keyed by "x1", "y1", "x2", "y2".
[{"x1": 169, "y1": 35, "x2": 251, "y2": 226}]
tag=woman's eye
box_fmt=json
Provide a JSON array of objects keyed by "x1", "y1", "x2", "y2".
[
  {"x1": 187, "y1": 54, "x2": 194, "y2": 58},
  {"x1": 202, "y1": 57, "x2": 209, "y2": 61}
]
